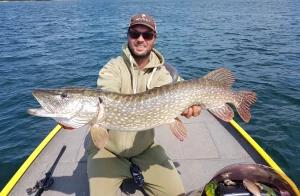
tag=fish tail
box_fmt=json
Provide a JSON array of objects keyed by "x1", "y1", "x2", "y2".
[{"x1": 235, "y1": 91, "x2": 257, "y2": 123}]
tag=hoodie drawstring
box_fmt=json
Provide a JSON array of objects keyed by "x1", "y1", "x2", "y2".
[
  {"x1": 130, "y1": 55, "x2": 137, "y2": 94},
  {"x1": 147, "y1": 67, "x2": 157, "y2": 90},
  {"x1": 130, "y1": 55, "x2": 157, "y2": 93}
]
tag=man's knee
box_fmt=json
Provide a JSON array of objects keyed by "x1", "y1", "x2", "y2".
[
  {"x1": 142, "y1": 159, "x2": 185, "y2": 196},
  {"x1": 143, "y1": 183, "x2": 185, "y2": 196},
  {"x1": 89, "y1": 177, "x2": 123, "y2": 196}
]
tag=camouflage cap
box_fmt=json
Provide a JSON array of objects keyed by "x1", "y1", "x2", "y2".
[{"x1": 129, "y1": 14, "x2": 157, "y2": 33}]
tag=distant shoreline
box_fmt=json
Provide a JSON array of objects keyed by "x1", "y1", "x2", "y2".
[{"x1": 0, "y1": 0, "x2": 52, "y2": 1}]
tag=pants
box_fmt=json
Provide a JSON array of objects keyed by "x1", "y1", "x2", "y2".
[{"x1": 87, "y1": 142, "x2": 185, "y2": 196}]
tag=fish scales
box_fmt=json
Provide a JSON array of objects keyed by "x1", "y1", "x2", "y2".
[{"x1": 97, "y1": 78, "x2": 239, "y2": 131}]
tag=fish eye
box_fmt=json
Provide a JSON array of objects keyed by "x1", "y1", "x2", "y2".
[{"x1": 61, "y1": 91, "x2": 68, "y2": 99}]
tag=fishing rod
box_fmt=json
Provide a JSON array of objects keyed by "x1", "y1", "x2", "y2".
[{"x1": 26, "y1": 145, "x2": 66, "y2": 196}]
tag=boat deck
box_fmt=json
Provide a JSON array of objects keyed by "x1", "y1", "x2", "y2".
[{"x1": 9, "y1": 110, "x2": 266, "y2": 196}]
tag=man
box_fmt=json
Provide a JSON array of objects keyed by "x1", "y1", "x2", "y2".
[{"x1": 87, "y1": 14, "x2": 201, "y2": 196}]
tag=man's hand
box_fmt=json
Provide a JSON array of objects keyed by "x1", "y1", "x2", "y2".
[{"x1": 181, "y1": 105, "x2": 202, "y2": 119}]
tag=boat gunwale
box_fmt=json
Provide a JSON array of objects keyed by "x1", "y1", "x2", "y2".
[{"x1": 0, "y1": 125, "x2": 62, "y2": 196}]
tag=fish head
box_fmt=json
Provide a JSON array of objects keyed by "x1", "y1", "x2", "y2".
[{"x1": 27, "y1": 88, "x2": 100, "y2": 129}]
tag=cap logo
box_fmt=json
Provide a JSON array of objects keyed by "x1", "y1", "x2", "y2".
[{"x1": 135, "y1": 17, "x2": 151, "y2": 23}]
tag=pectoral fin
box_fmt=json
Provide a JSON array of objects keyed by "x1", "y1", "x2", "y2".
[
  {"x1": 170, "y1": 117, "x2": 188, "y2": 141},
  {"x1": 208, "y1": 104, "x2": 234, "y2": 122},
  {"x1": 90, "y1": 124, "x2": 108, "y2": 150}
]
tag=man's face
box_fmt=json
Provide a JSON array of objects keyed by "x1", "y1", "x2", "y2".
[{"x1": 127, "y1": 25, "x2": 156, "y2": 58}]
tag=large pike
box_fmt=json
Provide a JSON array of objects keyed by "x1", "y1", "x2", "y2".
[{"x1": 27, "y1": 68, "x2": 257, "y2": 149}]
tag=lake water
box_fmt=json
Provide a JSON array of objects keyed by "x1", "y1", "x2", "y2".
[{"x1": 0, "y1": 0, "x2": 300, "y2": 190}]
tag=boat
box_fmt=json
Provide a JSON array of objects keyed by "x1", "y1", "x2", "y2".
[
  {"x1": 1, "y1": 110, "x2": 299, "y2": 196},
  {"x1": 1, "y1": 64, "x2": 299, "y2": 196}
]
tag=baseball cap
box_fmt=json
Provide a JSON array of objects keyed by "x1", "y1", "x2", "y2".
[{"x1": 128, "y1": 14, "x2": 157, "y2": 33}]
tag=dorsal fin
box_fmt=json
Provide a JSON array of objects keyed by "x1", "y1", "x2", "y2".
[{"x1": 202, "y1": 67, "x2": 235, "y2": 88}]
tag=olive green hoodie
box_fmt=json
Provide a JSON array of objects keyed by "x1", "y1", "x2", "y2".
[{"x1": 97, "y1": 44, "x2": 172, "y2": 157}]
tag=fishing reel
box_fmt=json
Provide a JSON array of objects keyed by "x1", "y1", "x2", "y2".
[
  {"x1": 26, "y1": 176, "x2": 54, "y2": 195},
  {"x1": 26, "y1": 146, "x2": 66, "y2": 195}
]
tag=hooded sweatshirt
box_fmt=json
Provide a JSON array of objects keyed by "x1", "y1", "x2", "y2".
[{"x1": 97, "y1": 44, "x2": 172, "y2": 157}]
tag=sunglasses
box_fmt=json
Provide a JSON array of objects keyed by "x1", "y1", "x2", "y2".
[{"x1": 128, "y1": 30, "x2": 156, "y2": 40}]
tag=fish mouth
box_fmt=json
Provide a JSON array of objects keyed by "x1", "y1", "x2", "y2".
[
  {"x1": 27, "y1": 108, "x2": 71, "y2": 118},
  {"x1": 28, "y1": 88, "x2": 80, "y2": 118},
  {"x1": 28, "y1": 89, "x2": 71, "y2": 118},
  {"x1": 31, "y1": 89, "x2": 58, "y2": 113}
]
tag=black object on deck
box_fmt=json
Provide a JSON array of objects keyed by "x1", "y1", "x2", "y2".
[{"x1": 26, "y1": 145, "x2": 66, "y2": 196}]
